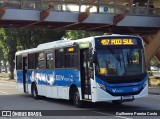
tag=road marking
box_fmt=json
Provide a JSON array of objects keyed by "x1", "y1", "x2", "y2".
[
  {"x1": 115, "y1": 116, "x2": 132, "y2": 119},
  {"x1": 92, "y1": 111, "x2": 132, "y2": 119},
  {"x1": 91, "y1": 111, "x2": 112, "y2": 116},
  {"x1": 0, "y1": 90, "x2": 8, "y2": 94}
]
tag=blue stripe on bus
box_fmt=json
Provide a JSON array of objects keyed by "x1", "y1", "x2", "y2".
[
  {"x1": 16, "y1": 69, "x2": 81, "y2": 87},
  {"x1": 95, "y1": 76, "x2": 147, "y2": 94},
  {"x1": 95, "y1": 76, "x2": 147, "y2": 87}
]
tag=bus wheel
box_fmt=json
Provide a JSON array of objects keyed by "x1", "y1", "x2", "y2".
[
  {"x1": 32, "y1": 85, "x2": 39, "y2": 99},
  {"x1": 73, "y1": 89, "x2": 83, "y2": 108}
]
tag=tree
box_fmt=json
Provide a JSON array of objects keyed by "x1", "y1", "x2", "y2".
[
  {"x1": 0, "y1": 29, "x2": 10, "y2": 73},
  {"x1": 0, "y1": 28, "x2": 66, "y2": 79},
  {"x1": 150, "y1": 57, "x2": 159, "y2": 66},
  {"x1": 17, "y1": 29, "x2": 65, "y2": 49},
  {"x1": 65, "y1": 30, "x2": 104, "y2": 40},
  {"x1": 0, "y1": 47, "x2": 3, "y2": 72},
  {"x1": 0, "y1": 28, "x2": 18, "y2": 79}
]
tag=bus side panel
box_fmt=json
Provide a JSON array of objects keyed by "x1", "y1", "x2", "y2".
[
  {"x1": 54, "y1": 69, "x2": 80, "y2": 100},
  {"x1": 45, "y1": 86, "x2": 58, "y2": 99},
  {"x1": 24, "y1": 69, "x2": 80, "y2": 100}
]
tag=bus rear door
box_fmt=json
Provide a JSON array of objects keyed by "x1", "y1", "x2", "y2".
[{"x1": 22, "y1": 56, "x2": 28, "y2": 92}]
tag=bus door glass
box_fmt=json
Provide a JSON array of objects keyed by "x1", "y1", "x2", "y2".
[
  {"x1": 22, "y1": 56, "x2": 28, "y2": 92},
  {"x1": 80, "y1": 48, "x2": 91, "y2": 99}
]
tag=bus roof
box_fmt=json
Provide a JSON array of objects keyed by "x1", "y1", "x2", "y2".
[
  {"x1": 15, "y1": 34, "x2": 141, "y2": 55},
  {"x1": 15, "y1": 48, "x2": 41, "y2": 55}
]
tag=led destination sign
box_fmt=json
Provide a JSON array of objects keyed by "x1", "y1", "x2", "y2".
[{"x1": 100, "y1": 38, "x2": 137, "y2": 46}]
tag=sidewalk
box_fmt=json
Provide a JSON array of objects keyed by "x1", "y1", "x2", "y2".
[{"x1": 148, "y1": 86, "x2": 160, "y2": 95}]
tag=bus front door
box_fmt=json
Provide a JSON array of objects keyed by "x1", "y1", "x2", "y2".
[
  {"x1": 22, "y1": 56, "x2": 28, "y2": 92},
  {"x1": 80, "y1": 49, "x2": 91, "y2": 100}
]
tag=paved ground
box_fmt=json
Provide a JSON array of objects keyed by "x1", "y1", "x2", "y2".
[
  {"x1": 149, "y1": 87, "x2": 160, "y2": 95},
  {"x1": 0, "y1": 77, "x2": 160, "y2": 119}
]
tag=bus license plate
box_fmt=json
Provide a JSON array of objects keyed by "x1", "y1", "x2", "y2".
[{"x1": 122, "y1": 95, "x2": 133, "y2": 100}]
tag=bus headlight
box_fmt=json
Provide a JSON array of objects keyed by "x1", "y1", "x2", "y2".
[{"x1": 97, "y1": 83, "x2": 106, "y2": 91}]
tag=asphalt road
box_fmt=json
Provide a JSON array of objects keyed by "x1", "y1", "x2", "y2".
[{"x1": 0, "y1": 78, "x2": 159, "y2": 119}]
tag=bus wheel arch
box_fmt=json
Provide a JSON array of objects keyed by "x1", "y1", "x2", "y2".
[
  {"x1": 69, "y1": 84, "x2": 77, "y2": 101},
  {"x1": 69, "y1": 84, "x2": 83, "y2": 108},
  {"x1": 31, "y1": 82, "x2": 39, "y2": 99},
  {"x1": 73, "y1": 88, "x2": 83, "y2": 108}
]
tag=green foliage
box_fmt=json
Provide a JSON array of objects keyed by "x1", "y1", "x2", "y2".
[
  {"x1": 0, "y1": 28, "x2": 66, "y2": 79},
  {"x1": 0, "y1": 47, "x2": 4, "y2": 62},
  {"x1": 17, "y1": 29, "x2": 65, "y2": 49},
  {"x1": 65, "y1": 30, "x2": 104, "y2": 40},
  {"x1": 150, "y1": 57, "x2": 159, "y2": 66},
  {"x1": 0, "y1": 28, "x2": 9, "y2": 63}
]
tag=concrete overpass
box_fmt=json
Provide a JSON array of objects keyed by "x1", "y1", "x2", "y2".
[
  {"x1": 0, "y1": 0, "x2": 159, "y2": 35},
  {"x1": 0, "y1": 0, "x2": 160, "y2": 66}
]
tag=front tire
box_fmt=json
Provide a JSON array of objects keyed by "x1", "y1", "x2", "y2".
[{"x1": 73, "y1": 89, "x2": 83, "y2": 108}]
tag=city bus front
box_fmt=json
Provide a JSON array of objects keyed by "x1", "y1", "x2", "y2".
[{"x1": 91, "y1": 36, "x2": 148, "y2": 103}]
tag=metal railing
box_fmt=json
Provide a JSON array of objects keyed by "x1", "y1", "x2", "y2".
[{"x1": 0, "y1": 0, "x2": 159, "y2": 16}]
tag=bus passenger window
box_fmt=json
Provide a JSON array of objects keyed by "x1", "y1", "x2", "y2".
[
  {"x1": 65, "y1": 53, "x2": 78, "y2": 68},
  {"x1": 16, "y1": 55, "x2": 22, "y2": 70},
  {"x1": 36, "y1": 52, "x2": 45, "y2": 69},
  {"x1": 64, "y1": 46, "x2": 78, "y2": 68},
  {"x1": 55, "y1": 49, "x2": 65, "y2": 68},
  {"x1": 46, "y1": 53, "x2": 54, "y2": 69},
  {"x1": 39, "y1": 52, "x2": 44, "y2": 69},
  {"x1": 28, "y1": 53, "x2": 35, "y2": 69}
]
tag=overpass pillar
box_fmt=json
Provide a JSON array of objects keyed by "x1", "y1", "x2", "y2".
[
  {"x1": 144, "y1": 31, "x2": 160, "y2": 67},
  {"x1": 0, "y1": 7, "x2": 6, "y2": 19}
]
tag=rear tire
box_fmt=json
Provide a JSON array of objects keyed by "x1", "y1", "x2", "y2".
[
  {"x1": 73, "y1": 89, "x2": 83, "y2": 108},
  {"x1": 31, "y1": 84, "x2": 39, "y2": 99}
]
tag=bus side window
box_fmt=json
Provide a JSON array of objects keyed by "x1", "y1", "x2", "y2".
[
  {"x1": 16, "y1": 55, "x2": 22, "y2": 70},
  {"x1": 65, "y1": 53, "x2": 78, "y2": 68},
  {"x1": 46, "y1": 53, "x2": 54, "y2": 69},
  {"x1": 64, "y1": 46, "x2": 78, "y2": 68},
  {"x1": 37, "y1": 52, "x2": 45, "y2": 69},
  {"x1": 55, "y1": 49, "x2": 65, "y2": 68},
  {"x1": 28, "y1": 53, "x2": 35, "y2": 69}
]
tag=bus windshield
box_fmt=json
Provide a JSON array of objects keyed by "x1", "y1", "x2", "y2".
[{"x1": 96, "y1": 48, "x2": 145, "y2": 76}]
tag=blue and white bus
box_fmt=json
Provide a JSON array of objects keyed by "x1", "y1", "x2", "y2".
[{"x1": 16, "y1": 35, "x2": 148, "y2": 107}]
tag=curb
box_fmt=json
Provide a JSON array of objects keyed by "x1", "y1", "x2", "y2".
[
  {"x1": 148, "y1": 87, "x2": 160, "y2": 95},
  {"x1": 148, "y1": 92, "x2": 160, "y2": 95}
]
